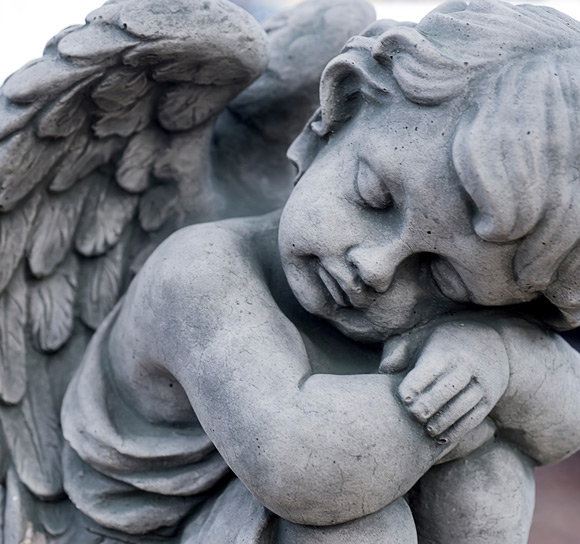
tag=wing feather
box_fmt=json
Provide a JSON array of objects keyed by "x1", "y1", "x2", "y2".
[
  {"x1": 74, "y1": 172, "x2": 139, "y2": 257},
  {"x1": 29, "y1": 256, "x2": 79, "y2": 353},
  {"x1": 42, "y1": 25, "x2": 84, "y2": 57},
  {"x1": 3, "y1": 468, "x2": 33, "y2": 544},
  {"x1": 0, "y1": 0, "x2": 376, "y2": 533},
  {"x1": 0, "y1": 267, "x2": 27, "y2": 405},
  {"x1": 93, "y1": 88, "x2": 156, "y2": 138},
  {"x1": 79, "y1": 228, "x2": 132, "y2": 330},
  {"x1": 159, "y1": 84, "x2": 235, "y2": 131},
  {"x1": 36, "y1": 76, "x2": 100, "y2": 139},
  {"x1": 138, "y1": 184, "x2": 179, "y2": 233},
  {"x1": 0, "y1": 133, "x2": 64, "y2": 211},
  {"x1": 116, "y1": 127, "x2": 166, "y2": 193},
  {"x1": 3, "y1": 57, "x2": 102, "y2": 105},
  {"x1": 91, "y1": 67, "x2": 150, "y2": 113},
  {"x1": 49, "y1": 137, "x2": 124, "y2": 193},
  {"x1": 57, "y1": 23, "x2": 140, "y2": 65},
  {"x1": 0, "y1": 194, "x2": 41, "y2": 292},
  {"x1": 0, "y1": 94, "x2": 41, "y2": 140},
  {"x1": 0, "y1": 356, "x2": 62, "y2": 499},
  {"x1": 27, "y1": 182, "x2": 90, "y2": 278}
]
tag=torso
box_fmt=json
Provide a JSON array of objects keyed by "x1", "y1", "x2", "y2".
[{"x1": 108, "y1": 212, "x2": 381, "y2": 426}]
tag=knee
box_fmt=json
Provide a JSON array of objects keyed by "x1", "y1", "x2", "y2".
[
  {"x1": 410, "y1": 440, "x2": 535, "y2": 544},
  {"x1": 277, "y1": 498, "x2": 417, "y2": 544}
]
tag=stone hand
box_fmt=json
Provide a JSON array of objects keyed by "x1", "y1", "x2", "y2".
[{"x1": 398, "y1": 322, "x2": 510, "y2": 444}]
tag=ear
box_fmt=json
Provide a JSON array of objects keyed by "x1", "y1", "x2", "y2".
[
  {"x1": 287, "y1": 109, "x2": 325, "y2": 185},
  {"x1": 319, "y1": 35, "x2": 392, "y2": 134}
]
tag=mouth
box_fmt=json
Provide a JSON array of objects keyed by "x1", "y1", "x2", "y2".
[{"x1": 318, "y1": 265, "x2": 353, "y2": 308}]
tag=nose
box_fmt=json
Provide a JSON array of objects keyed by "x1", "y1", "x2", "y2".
[{"x1": 346, "y1": 241, "x2": 413, "y2": 293}]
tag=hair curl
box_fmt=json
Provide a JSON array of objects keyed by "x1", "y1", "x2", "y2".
[{"x1": 289, "y1": 0, "x2": 580, "y2": 329}]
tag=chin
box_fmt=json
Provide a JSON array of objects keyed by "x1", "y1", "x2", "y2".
[
  {"x1": 321, "y1": 295, "x2": 449, "y2": 343},
  {"x1": 285, "y1": 263, "x2": 434, "y2": 343},
  {"x1": 316, "y1": 307, "x2": 400, "y2": 344},
  {"x1": 332, "y1": 321, "x2": 388, "y2": 344}
]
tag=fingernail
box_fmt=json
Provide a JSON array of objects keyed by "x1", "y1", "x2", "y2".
[
  {"x1": 436, "y1": 437, "x2": 449, "y2": 445},
  {"x1": 427, "y1": 425, "x2": 434, "y2": 433},
  {"x1": 404, "y1": 396, "x2": 413, "y2": 405}
]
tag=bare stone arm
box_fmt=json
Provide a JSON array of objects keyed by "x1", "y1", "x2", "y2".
[
  {"x1": 391, "y1": 315, "x2": 580, "y2": 467},
  {"x1": 492, "y1": 318, "x2": 580, "y2": 465},
  {"x1": 111, "y1": 220, "x2": 452, "y2": 527}
]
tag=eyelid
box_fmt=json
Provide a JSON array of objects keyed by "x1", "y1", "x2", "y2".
[{"x1": 354, "y1": 161, "x2": 393, "y2": 210}]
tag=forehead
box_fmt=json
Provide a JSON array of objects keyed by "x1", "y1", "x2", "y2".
[
  {"x1": 295, "y1": 99, "x2": 472, "y2": 245},
  {"x1": 317, "y1": 45, "x2": 465, "y2": 157},
  {"x1": 323, "y1": 95, "x2": 462, "y2": 188}
]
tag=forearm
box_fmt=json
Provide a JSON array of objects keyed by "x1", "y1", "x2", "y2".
[
  {"x1": 140, "y1": 229, "x2": 451, "y2": 525},
  {"x1": 492, "y1": 318, "x2": 580, "y2": 465},
  {"x1": 192, "y1": 360, "x2": 451, "y2": 526}
]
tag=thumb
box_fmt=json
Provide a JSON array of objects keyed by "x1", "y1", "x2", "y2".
[{"x1": 379, "y1": 335, "x2": 413, "y2": 374}]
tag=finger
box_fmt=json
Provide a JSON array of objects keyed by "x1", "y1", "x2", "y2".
[
  {"x1": 435, "y1": 418, "x2": 497, "y2": 465},
  {"x1": 407, "y1": 370, "x2": 473, "y2": 423},
  {"x1": 398, "y1": 369, "x2": 441, "y2": 405},
  {"x1": 379, "y1": 336, "x2": 412, "y2": 374},
  {"x1": 425, "y1": 382, "x2": 484, "y2": 437},
  {"x1": 398, "y1": 349, "x2": 458, "y2": 404},
  {"x1": 435, "y1": 403, "x2": 490, "y2": 445}
]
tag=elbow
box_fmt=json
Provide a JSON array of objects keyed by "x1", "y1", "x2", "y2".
[
  {"x1": 239, "y1": 445, "x2": 400, "y2": 526},
  {"x1": 530, "y1": 420, "x2": 580, "y2": 466},
  {"x1": 498, "y1": 409, "x2": 580, "y2": 466},
  {"x1": 249, "y1": 466, "x2": 347, "y2": 526}
]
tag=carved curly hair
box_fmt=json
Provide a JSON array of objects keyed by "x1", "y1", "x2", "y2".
[{"x1": 290, "y1": 0, "x2": 580, "y2": 329}]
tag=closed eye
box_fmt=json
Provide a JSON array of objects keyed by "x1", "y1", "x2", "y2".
[{"x1": 354, "y1": 160, "x2": 393, "y2": 210}]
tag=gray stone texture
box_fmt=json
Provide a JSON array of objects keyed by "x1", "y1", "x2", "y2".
[{"x1": 1, "y1": 0, "x2": 580, "y2": 542}]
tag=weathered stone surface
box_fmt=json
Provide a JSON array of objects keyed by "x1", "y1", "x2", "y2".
[{"x1": 1, "y1": 1, "x2": 580, "y2": 543}]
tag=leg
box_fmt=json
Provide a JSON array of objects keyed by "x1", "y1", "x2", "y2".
[
  {"x1": 409, "y1": 439, "x2": 535, "y2": 544},
  {"x1": 277, "y1": 498, "x2": 417, "y2": 544}
]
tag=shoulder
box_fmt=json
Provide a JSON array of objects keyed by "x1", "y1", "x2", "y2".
[
  {"x1": 112, "y1": 214, "x2": 293, "y2": 376},
  {"x1": 123, "y1": 216, "x2": 282, "y2": 344},
  {"x1": 154, "y1": 220, "x2": 253, "y2": 273},
  {"x1": 143, "y1": 218, "x2": 267, "y2": 298},
  {"x1": 105, "y1": 219, "x2": 272, "y2": 405}
]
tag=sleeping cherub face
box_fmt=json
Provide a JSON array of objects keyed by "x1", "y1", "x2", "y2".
[{"x1": 279, "y1": 88, "x2": 537, "y2": 342}]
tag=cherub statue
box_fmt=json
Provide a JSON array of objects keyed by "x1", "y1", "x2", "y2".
[{"x1": 2, "y1": 0, "x2": 580, "y2": 543}]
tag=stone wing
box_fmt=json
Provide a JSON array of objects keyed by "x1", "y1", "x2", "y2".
[
  {"x1": 0, "y1": 0, "x2": 268, "y2": 525},
  {"x1": 0, "y1": 0, "x2": 376, "y2": 541}
]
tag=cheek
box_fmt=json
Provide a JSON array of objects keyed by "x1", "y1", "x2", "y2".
[
  {"x1": 280, "y1": 180, "x2": 357, "y2": 259},
  {"x1": 367, "y1": 273, "x2": 440, "y2": 328},
  {"x1": 354, "y1": 258, "x2": 449, "y2": 339},
  {"x1": 281, "y1": 256, "x2": 326, "y2": 314},
  {"x1": 279, "y1": 189, "x2": 311, "y2": 257},
  {"x1": 449, "y1": 247, "x2": 533, "y2": 306}
]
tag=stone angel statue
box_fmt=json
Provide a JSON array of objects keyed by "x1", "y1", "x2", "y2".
[
  {"x1": 3, "y1": 0, "x2": 580, "y2": 543},
  {"x1": 0, "y1": 0, "x2": 374, "y2": 541}
]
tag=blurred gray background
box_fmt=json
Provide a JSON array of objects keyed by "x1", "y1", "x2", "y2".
[{"x1": 2, "y1": 1, "x2": 579, "y2": 84}]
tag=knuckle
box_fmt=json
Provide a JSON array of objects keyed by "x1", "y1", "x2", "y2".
[
  {"x1": 428, "y1": 421, "x2": 445, "y2": 436},
  {"x1": 469, "y1": 381, "x2": 485, "y2": 398},
  {"x1": 411, "y1": 403, "x2": 431, "y2": 422},
  {"x1": 399, "y1": 384, "x2": 418, "y2": 403}
]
